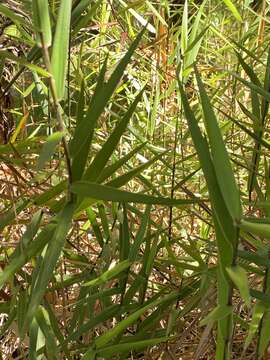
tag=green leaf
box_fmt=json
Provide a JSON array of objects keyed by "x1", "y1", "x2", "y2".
[
  {"x1": 0, "y1": 4, "x2": 28, "y2": 27},
  {"x1": 181, "y1": 0, "x2": 188, "y2": 54},
  {"x1": 70, "y1": 55, "x2": 108, "y2": 181},
  {"x1": 35, "y1": 306, "x2": 58, "y2": 360},
  {"x1": 238, "y1": 250, "x2": 270, "y2": 268},
  {"x1": 71, "y1": 0, "x2": 99, "y2": 24},
  {"x1": 96, "y1": 337, "x2": 169, "y2": 357},
  {"x1": 195, "y1": 68, "x2": 241, "y2": 220},
  {"x1": 235, "y1": 51, "x2": 261, "y2": 88},
  {"x1": 29, "y1": 318, "x2": 39, "y2": 360},
  {"x1": 226, "y1": 110, "x2": 270, "y2": 151},
  {"x1": 244, "y1": 302, "x2": 265, "y2": 350},
  {"x1": 51, "y1": 0, "x2": 72, "y2": 100},
  {"x1": 17, "y1": 289, "x2": 29, "y2": 339},
  {"x1": 178, "y1": 79, "x2": 236, "y2": 258},
  {"x1": 33, "y1": 181, "x2": 66, "y2": 206},
  {"x1": 0, "y1": 210, "x2": 47, "y2": 289},
  {"x1": 23, "y1": 203, "x2": 74, "y2": 332},
  {"x1": 66, "y1": 304, "x2": 121, "y2": 344},
  {"x1": 258, "y1": 310, "x2": 270, "y2": 357},
  {"x1": 83, "y1": 260, "x2": 131, "y2": 287},
  {"x1": 72, "y1": 0, "x2": 101, "y2": 36},
  {"x1": 75, "y1": 152, "x2": 165, "y2": 213},
  {"x1": 32, "y1": 0, "x2": 52, "y2": 48},
  {"x1": 70, "y1": 28, "x2": 145, "y2": 180},
  {"x1": 0, "y1": 198, "x2": 29, "y2": 231},
  {"x1": 0, "y1": 50, "x2": 50, "y2": 77},
  {"x1": 44, "y1": 302, "x2": 70, "y2": 359},
  {"x1": 221, "y1": 0, "x2": 242, "y2": 21},
  {"x1": 178, "y1": 78, "x2": 236, "y2": 357},
  {"x1": 93, "y1": 292, "x2": 178, "y2": 350},
  {"x1": 129, "y1": 205, "x2": 150, "y2": 262},
  {"x1": 71, "y1": 181, "x2": 199, "y2": 206},
  {"x1": 119, "y1": 204, "x2": 130, "y2": 262},
  {"x1": 36, "y1": 132, "x2": 63, "y2": 171},
  {"x1": 119, "y1": 0, "x2": 156, "y2": 34},
  {"x1": 183, "y1": 26, "x2": 208, "y2": 78},
  {"x1": 86, "y1": 207, "x2": 104, "y2": 247},
  {"x1": 261, "y1": 43, "x2": 270, "y2": 121},
  {"x1": 97, "y1": 142, "x2": 146, "y2": 183},
  {"x1": 231, "y1": 72, "x2": 270, "y2": 101},
  {"x1": 250, "y1": 289, "x2": 270, "y2": 304},
  {"x1": 226, "y1": 265, "x2": 251, "y2": 307},
  {"x1": 239, "y1": 220, "x2": 270, "y2": 239},
  {"x1": 83, "y1": 88, "x2": 144, "y2": 182},
  {"x1": 200, "y1": 305, "x2": 233, "y2": 326},
  {"x1": 106, "y1": 151, "x2": 167, "y2": 188}
]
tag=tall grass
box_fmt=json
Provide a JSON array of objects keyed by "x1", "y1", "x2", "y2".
[{"x1": 0, "y1": 0, "x2": 270, "y2": 359}]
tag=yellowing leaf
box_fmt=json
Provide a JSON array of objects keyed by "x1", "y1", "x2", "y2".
[{"x1": 10, "y1": 112, "x2": 29, "y2": 143}]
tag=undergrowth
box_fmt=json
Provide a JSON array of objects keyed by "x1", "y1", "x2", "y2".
[{"x1": 1, "y1": 1, "x2": 270, "y2": 359}]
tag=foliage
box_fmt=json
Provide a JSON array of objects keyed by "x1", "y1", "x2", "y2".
[{"x1": 1, "y1": 0, "x2": 270, "y2": 359}]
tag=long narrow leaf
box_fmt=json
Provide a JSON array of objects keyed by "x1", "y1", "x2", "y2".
[
  {"x1": 23, "y1": 204, "x2": 74, "y2": 332},
  {"x1": 51, "y1": 0, "x2": 72, "y2": 100},
  {"x1": 83, "y1": 88, "x2": 144, "y2": 181},
  {"x1": 71, "y1": 181, "x2": 199, "y2": 206},
  {"x1": 195, "y1": 68, "x2": 241, "y2": 220}
]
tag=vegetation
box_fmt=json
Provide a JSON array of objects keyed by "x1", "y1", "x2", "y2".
[{"x1": 1, "y1": 0, "x2": 270, "y2": 359}]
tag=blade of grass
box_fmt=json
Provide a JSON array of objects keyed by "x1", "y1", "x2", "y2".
[
  {"x1": 195, "y1": 67, "x2": 241, "y2": 220},
  {"x1": 83, "y1": 88, "x2": 145, "y2": 182},
  {"x1": 71, "y1": 181, "x2": 200, "y2": 206},
  {"x1": 221, "y1": 0, "x2": 242, "y2": 22},
  {"x1": 23, "y1": 203, "x2": 74, "y2": 333},
  {"x1": 32, "y1": 0, "x2": 52, "y2": 48},
  {"x1": 51, "y1": 0, "x2": 72, "y2": 100},
  {"x1": 70, "y1": 28, "x2": 145, "y2": 181}
]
